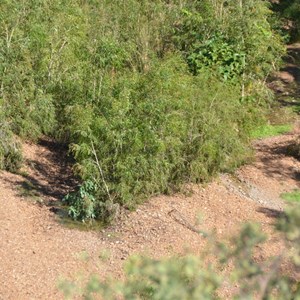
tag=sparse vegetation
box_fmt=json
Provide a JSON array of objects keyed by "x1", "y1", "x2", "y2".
[{"x1": 60, "y1": 206, "x2": 300, "y2": 300}]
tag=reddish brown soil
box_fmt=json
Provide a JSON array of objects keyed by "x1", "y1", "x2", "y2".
[{"x1": 0, "y1": 126, "x2": 299, "y2": 299}]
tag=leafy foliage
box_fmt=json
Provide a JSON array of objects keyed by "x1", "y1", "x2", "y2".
[
  {"x1": 0, "y1": 0, "x2": 57, "y2": 140},
  {"x1": 63, "y1": 180, "x2": 98, "y2": 221},
  {"x1": 82, "y1": 256, "x2": 221, "y2": 300},
  {"x1": 63, "y1": 180, "x2": 119, "y2": 223},
  {"x1": 174, "y1": 0, "x2": 284, "y2": 81},
  {"x1": 187, "y1": 34, "x2": 245, "y2": 80}
]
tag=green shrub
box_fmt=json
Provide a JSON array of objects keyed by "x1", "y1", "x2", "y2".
[
  {"x1": 174, "y1": 0, "x2": 284, "y2": 81},
  {"x1": 0, "y1": 0, "x2": 57, "y2": 141},
  {"x1": 63, "y1": 180, "x2": 98, "y2": 221},
  {"x1": 63, "y1": 180, "x2": 119, "y2": 223},
  {"x1": 272, "y1": 0, "x2": 300, "y2": 42},
  {"x1": 0, "y1": 0, "x2": 285, "y2": 221},
  {"x1": 95, "y1": 256, "x2": 220, "y2": 300},
  {"x1": 63, "y1": 55, "x2": 260, "y2": 221}
]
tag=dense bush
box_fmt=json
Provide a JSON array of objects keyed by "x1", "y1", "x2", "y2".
[
  {"x1": 174, "y1": 0, "x2": 285, "y2": 81},
  {"x1": 64, "y1": 56, "x2": 260, "y2": 220},
  {"x1": 0, "y1": 0, "x2": 57, "y2": 141},
  {"x1": 0, "y1": 0, "x2": 285, "y2": 219}
]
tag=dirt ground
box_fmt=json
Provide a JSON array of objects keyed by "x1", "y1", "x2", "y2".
[
  {"x1": 0, "y1": 125, "x2": 299, "y2": 299},
  {"x1": 0, "y1": 45, "x2": 300, "y2": 300}
]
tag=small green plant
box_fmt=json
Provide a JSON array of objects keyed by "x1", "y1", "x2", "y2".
[
  {"x1": 251, "y1": 124, "x2": 292, "y2": 139},
  {"x1": 63, "y1": 180, "x2": 99, "y2": 222},
  {"x1": 63, "y1": 180, "x2": 119, "y2": 223}
]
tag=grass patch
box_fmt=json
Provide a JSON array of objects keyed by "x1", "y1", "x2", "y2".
[
  {"x1": 280, "y1": 189, "x2": 300, "y2": 203},
  {"x1": 251, "y1": 124, "x2": 292, "y2": 139}
]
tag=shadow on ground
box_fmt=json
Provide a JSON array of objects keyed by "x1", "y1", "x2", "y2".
[
  {"x1": 257, "y1": 207, "x2": 285, "y2": 219},
  {"x1": 3, "y1": 139, "x2": 78, "y2": 206},
  {"x1": 253, "y1": 136, "x2": 300, "y2": 185},
  {"x1": 270, "y1": 44, "x2": 300, "y2": 113}
]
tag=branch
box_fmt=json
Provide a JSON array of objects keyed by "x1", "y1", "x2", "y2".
[{"x1": 91, "y1": 141, "x2": 113, "y2": 203}]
